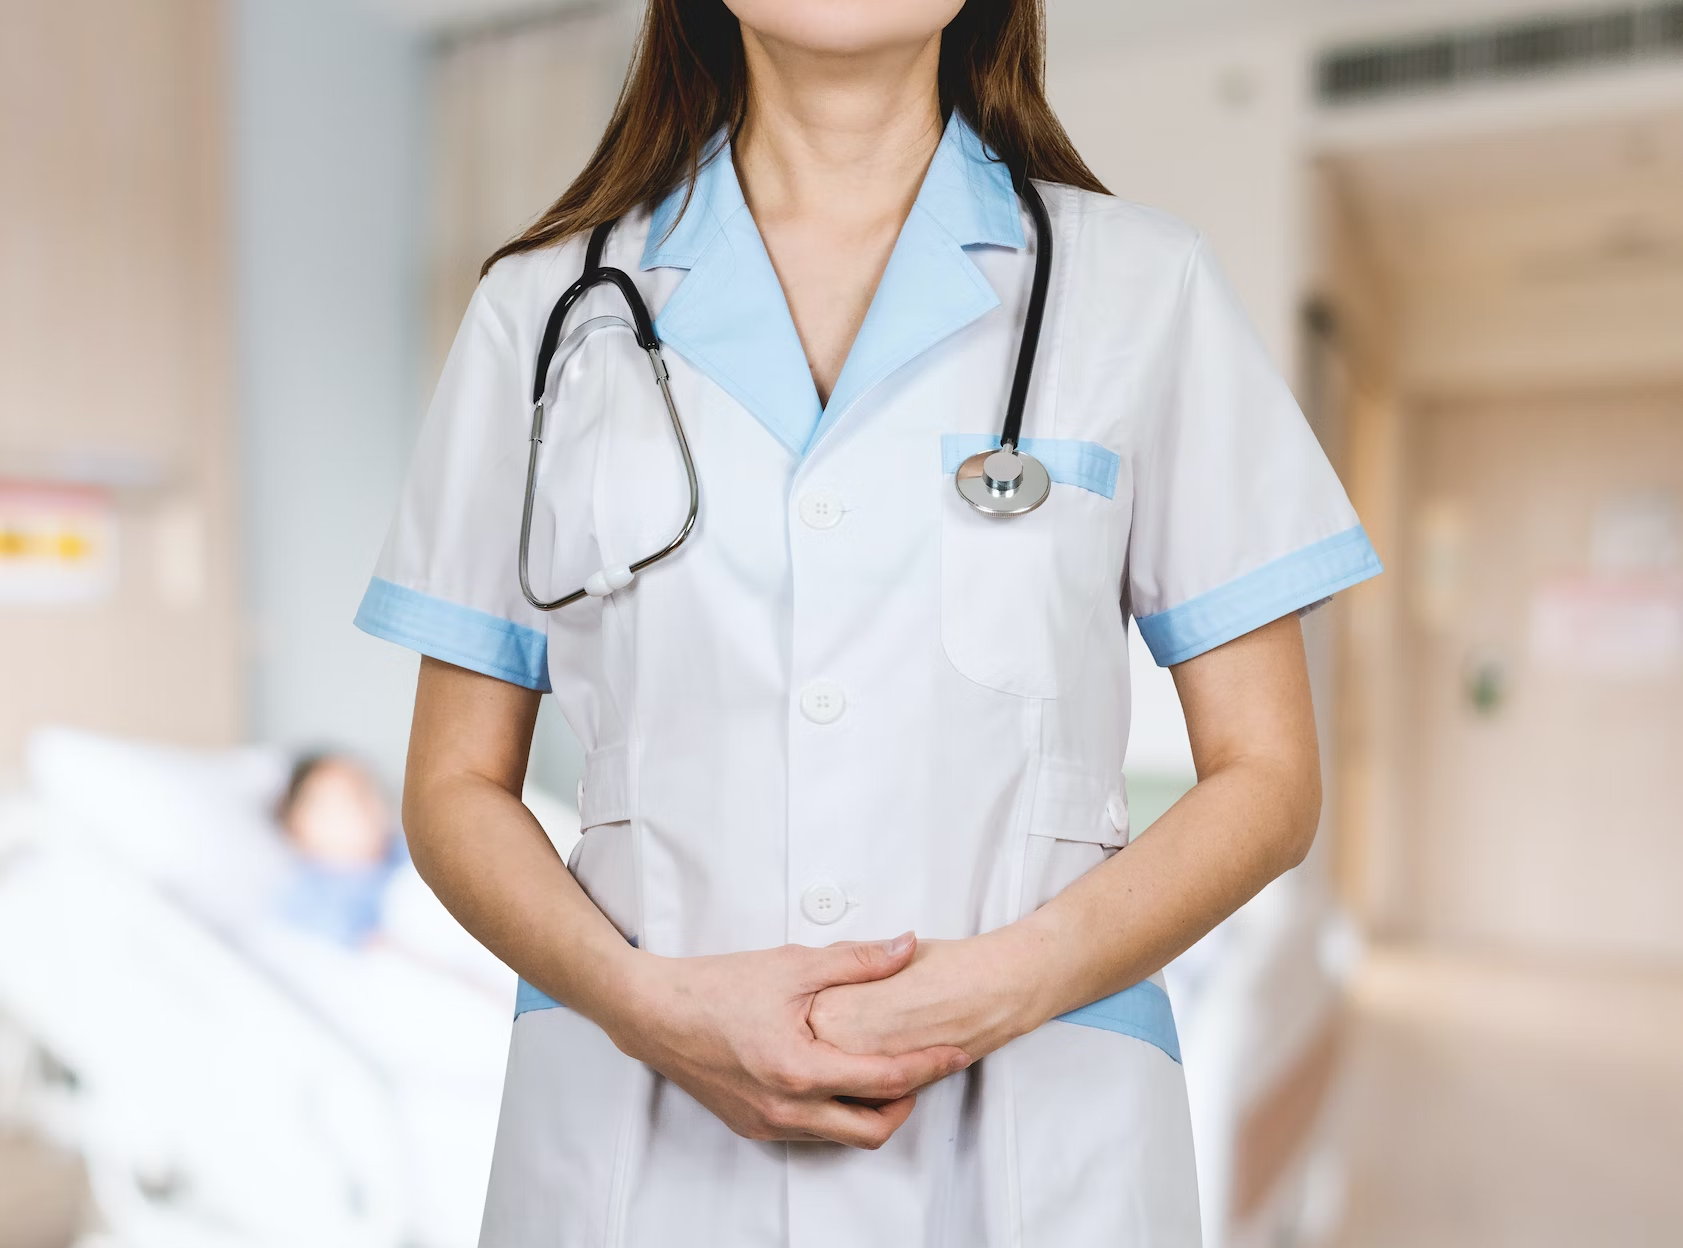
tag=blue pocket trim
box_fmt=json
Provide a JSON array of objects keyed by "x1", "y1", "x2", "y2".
[
  {"x1": 354, "y1": 577, "x2": 552, "y2": 692},
  {"x1": 1135, "y1": 525, "x2": 1383, "y2": 668},
  {"x1": 1056, "y1": 979, "x2": 1180, "y2": 1064},
  {"x1": 941, "y1": 434, "x2": 1121, "y2": 500}
]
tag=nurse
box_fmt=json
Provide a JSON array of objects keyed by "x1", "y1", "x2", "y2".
[{"x1": 356, "y1": 0, "x2": 1381, "y2": 1244}]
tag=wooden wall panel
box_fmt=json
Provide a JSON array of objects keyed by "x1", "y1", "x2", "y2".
[
  {"x1": 430, "y1": 7, "x2": 637, "y2": 365},
  {"x1": 0, "y1": 0, "x2": 241, "y2": 767}
]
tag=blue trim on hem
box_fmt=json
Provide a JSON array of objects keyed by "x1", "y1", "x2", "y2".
[
  {"x1": 518, "y1": 976, "x2": 1180, "y2": 1065},
  {"x1": 1056, "y1": 979, "x2": 1181, "y2": 1063},
  {"x1": 1136, "y1": 525, "x2": 1383, "y2": 668},
  {"x1": 354, "y1": 578, "x2": 552, "y2": 692},
  {"x1": 941, "y1": 434, "x2": 1121, "y2": 499},
  {"x1": 515, "y1": 978, "x2": 562, "y2": 1018}
]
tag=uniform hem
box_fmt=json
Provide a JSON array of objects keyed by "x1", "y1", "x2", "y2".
[
  {"x1": 514, "y1": 977, "x2": 564, "y2": 1017},
  {"x1": 1136, "y1": 525, "x2": 1382, "y2": 667},
  {"x1": 354, "y1": 577, "x2": 552, "y2": 692},
  {"x1": 511, "y1": 982, "x2": 1182, "y2": 1062},
  {"x1": 1055, "y1": 979, "x2": 1181, "y2": 1063}
]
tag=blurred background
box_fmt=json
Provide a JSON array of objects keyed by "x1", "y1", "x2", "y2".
[{"x1": 1, "y1": 0, "x2": 1680, "y2": 1245}]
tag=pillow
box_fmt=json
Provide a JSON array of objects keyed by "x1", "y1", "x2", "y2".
[{"x1": 25, "y1": 727, "x2": 294, "y2": 933}]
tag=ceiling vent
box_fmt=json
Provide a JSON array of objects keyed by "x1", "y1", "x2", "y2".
[{"x1": 1317, "y1": 3, "x2": 1683, "y2": 104}]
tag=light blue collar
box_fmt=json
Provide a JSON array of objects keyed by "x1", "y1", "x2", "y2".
[{"x1": 640, "y1": 113, "x2": 1024, "y2": 457}]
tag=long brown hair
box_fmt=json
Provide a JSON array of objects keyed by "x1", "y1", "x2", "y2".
[{"x1": 481, "y1": 0, "x2": 1106, "y2": 276}]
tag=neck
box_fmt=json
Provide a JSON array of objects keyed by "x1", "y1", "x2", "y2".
[{"x1": 733, "y1": 27, "x2": 944, "y2": 226}]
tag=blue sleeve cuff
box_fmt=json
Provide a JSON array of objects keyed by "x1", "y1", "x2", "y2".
[
  {"x1": 1136, "y1": 525, "x2": 1382, "y2": 667},
  {"x1": 354, "y1": 577, "x2": 552, "y2": 692}
]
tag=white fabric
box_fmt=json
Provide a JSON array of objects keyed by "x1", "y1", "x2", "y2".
[
  {"x1": 1122, "y1": 236, "x2": 1359, "y2": 622},
  {"x1": 0, "y1": 740, "x2": 569, "y2": 1248},
  {"x1": 0, "y1": 817, "x2": 514, "y2": 1248},
  {"x1": 0, "y1": 843, "x2": 407, "y2": 1248},
  {"x1": 25, "y1": 727, "x2": 293, "y2": 932},
  {"x1": 366, "y1": 160, "x2": 1369, "y2": 1246}
]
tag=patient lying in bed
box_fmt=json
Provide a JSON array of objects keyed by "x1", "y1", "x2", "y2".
[{"x1": 274, "y1": 751, "x2": 406, "y2": 948}]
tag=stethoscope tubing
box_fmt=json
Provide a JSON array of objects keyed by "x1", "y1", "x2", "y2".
[
  {"x1": 1000, "y1": 177, "x2": 1052, "y2": 453},
  {"x1": 517, "y1": 316, "x2": 700, "y2": 611},
  {"x1": 519, "y1": 220, "x2": 700, "y2": 611}
]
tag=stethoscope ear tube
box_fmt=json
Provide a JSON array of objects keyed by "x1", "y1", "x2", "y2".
[
  {"x1": 530, "y1": 257, "x2": 659, "y2": 404},
  {"x1": 519, "y1": 221, "x2": 699, "y2": 611}
]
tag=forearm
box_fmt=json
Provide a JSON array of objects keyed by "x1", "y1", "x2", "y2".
[
  {"x1": 808, "y1": 615, "x2": 1321, "y2": 1061},
  {"x1": 1005, "y1": 750, "x2": 1319, "y2": 1027},
  {"x1": 1004, "y1": 618, "x2": 1322, "y2": 1032},
  {"x1": 404, "y1": 771, "x2": 644, "y2": 1032},
  {"x1": 807, "y1": 754, "x2": 1318, "y2": 1060},
  {"x1": 402, "y1": 657, "x2": 642, "y2": 1036}
]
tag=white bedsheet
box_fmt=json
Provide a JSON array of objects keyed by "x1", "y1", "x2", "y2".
[{"x1": 0, "y1": 728, "x2": 574, "y2": 1248}]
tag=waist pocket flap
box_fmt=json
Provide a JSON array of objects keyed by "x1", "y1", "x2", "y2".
[
  {"x1": 1032, "y1": 761, "x2": 1129, "y2": 847},
  {"x1": 578, "y1": 743, "x2": 630, "y2": 828},
  {"x1": 1106, "y1": 790, "x2": 1131, "y2": 844}
]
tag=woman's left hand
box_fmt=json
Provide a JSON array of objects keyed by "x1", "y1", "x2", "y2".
[{"x1": 807, "y1": 930, "x2": 1050, "y2": 1063}]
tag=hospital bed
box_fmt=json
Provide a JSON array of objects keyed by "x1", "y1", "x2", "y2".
[
  {"x1": 1169, "y1": 867, "x2": 1353, "y2": 1248},
  {"x1": 0, "y1": 729, "x2": 579, "y2": 1248}
]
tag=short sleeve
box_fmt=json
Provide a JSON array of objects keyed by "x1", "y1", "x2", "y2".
[
  {"x1": 1127, "y1": 237, "x2": 1382, "y2": 667},
  {"x1": 353, "y1": 283, "x2": 553, "y2": 691}
]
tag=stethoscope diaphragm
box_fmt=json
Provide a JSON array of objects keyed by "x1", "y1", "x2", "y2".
[{"x1": 954, "y1": 446, "x2": 1051, "y2": 516}]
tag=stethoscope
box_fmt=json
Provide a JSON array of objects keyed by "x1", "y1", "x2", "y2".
[{"x1": 519, "y1": 174, "x2": 1054, "y2": 611}]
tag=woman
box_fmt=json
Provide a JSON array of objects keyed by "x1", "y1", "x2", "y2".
[{"x1": 355, "y1": 1, "x2": 1381, "y2": 1244}]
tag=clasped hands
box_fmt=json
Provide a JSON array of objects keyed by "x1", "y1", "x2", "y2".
[{"x1": 606, "y1": 929, "x2": 1048, "y2": 1151}]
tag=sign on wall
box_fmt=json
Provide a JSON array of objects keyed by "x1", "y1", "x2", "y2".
[
  {"x1": 1530, "y1": 575, "x2": 1683, "y2": 677},
  {"x1": 0, "y1": 482, "x2": 118, "y2": 606},
  {"x1": 1530, "y1": 490, "x2": 1683, "y2": 678}
]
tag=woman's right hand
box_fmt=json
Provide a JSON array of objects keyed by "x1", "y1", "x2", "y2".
[{"x1": 605, "y1": 933, "x2": 971, "y2": 1150}]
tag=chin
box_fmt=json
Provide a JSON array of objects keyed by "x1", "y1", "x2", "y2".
[{"x1": 727, "y1": 0, "x2": 966, "y2": 57}]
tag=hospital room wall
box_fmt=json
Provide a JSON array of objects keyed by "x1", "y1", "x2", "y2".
[
  {"x1": 1048, "y1": 28, "x2": 1307, "y2": 367},
  {"x1": 1049, "y1": 4, "x2": 1683, "y2": 900},
  {"x1": 0, "y1": 0, "x2": 243, "y2": 776},
  {"x1": 233, "y1": 0, "x2": 431, "y2": 786},
  {"x1": 0, "y1": 0, "x2": 435, "y2": 790},
  {"x1": 1302, "y1": 65, "x2": 1683, "y2": 938}
]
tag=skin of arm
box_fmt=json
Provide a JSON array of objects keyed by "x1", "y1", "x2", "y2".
[
  {"x1": 805, "y1": 613, "x2": 1323, "y2": 1061},
  {"x1": 403, "y1": 657, "x2": 969, "y2": 1151}
]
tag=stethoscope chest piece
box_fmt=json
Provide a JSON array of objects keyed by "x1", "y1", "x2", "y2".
[{"x1": 955, "y1": 447, "x2": 1051, "y2": 516}]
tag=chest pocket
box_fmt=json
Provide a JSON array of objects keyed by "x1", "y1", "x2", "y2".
[{"x1": 939, "y1": 435, "x2": 1123, "y2": 698}]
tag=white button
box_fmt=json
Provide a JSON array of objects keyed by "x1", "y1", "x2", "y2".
[
  {"x1": 801, "y1": 883, "x2": 848, "y2": 925},
  {"x1": 798, "y1": 489, "x2": 845, "y2": 530},
  {"x1": 799, "y1": 679, "x2": 847, "y2": 724}
]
